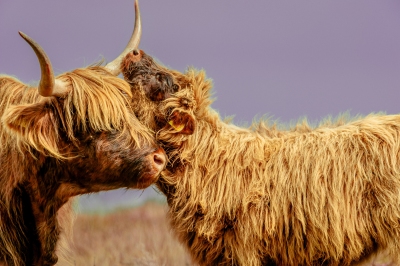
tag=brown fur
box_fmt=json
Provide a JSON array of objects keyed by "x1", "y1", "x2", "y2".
[
  {"x1": 121, "y1": 51, "x2": 400, "y2": 266},
  {"x1": 0, "y1": 66, "x2": 164, "y2": 265}
]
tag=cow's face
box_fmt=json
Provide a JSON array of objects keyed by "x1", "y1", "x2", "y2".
[
  {"x1": 71, "y1": 130, "x2": 165, "y2": 190},
  {"x1": 2, "y1": 67, "x2": 166, "y2": 193},
  {"x1": 121, "y1": 50, "x2": 196, "y2": 136}
]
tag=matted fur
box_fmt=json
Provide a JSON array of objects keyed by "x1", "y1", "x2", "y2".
[
  {"x1": 122, "y1": 54, "x2": 400, "y2": 266},
  {"x1": 0, "y1": 66, "x2": 162, "y2": 265}
]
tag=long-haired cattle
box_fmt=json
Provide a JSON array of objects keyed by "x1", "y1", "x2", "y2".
[
  {"x1": 0, "y1": 2, "x2": 166, "y2": 265},
  {"x1": 121, "y1": 50, "x2": 400, "y2": 266}
]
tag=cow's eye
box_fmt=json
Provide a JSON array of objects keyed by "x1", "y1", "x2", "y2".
[{"x1": 173, "y1": 84, "x2": 179, "y2": 92}]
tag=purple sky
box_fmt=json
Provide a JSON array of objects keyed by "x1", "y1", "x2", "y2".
[{"x1": 1, "y1": 1, "x2": 400, "y2": 210}]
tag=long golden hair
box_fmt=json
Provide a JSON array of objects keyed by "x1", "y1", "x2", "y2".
[
  {"x1": 1, "y1": 66, "x2": 153, "y2": 160},
  {"x1": 155, "y1": 68, "x2": 400, "y2": 265}
]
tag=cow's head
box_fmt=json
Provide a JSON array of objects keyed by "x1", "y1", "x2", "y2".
[
  {"x1": 2, "y1": 1, "x2": 165, "y2": 194},
  {"x1": 120, "y1": 50, "x2": 209, "y2": 138}
]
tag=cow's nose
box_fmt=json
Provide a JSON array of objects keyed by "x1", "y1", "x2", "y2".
[{"x1": 152, "y1": 148, "x2": 167, "y2": 173}]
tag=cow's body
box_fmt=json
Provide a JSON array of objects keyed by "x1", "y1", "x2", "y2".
[{"x1": 121, "y1": 50, "x2": 400, "y2": 266}]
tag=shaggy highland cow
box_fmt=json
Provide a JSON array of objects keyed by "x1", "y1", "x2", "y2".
[
  {"x1": 0, "y1": 2, "x2": 167, "y2": 265},
  {"x1": 121, "y1": 50, "x2": 400, "y2": 266}
]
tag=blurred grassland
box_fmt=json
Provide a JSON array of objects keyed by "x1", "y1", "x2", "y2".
[
  {"x1": 55, "y1": 201, "x2": 396, "y2": 266},
  {"x1": 57, "y1": 202, "x2": 193, "y2": 266}
]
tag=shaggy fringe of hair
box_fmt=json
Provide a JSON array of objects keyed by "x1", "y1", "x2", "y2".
[
  {"x1": 0, "y1": 67, "x2": 153, "y2": 160},
  {"x1": 156, "y1": 69, "x2": 400, "y2": 265}
]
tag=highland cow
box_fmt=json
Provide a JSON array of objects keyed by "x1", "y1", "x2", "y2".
[
  {"x1": 121, "y1": 50, "x2": 400, "y2": 266},
  {"x1": 0, "y1": 2, "x2": 167, "y2": 265}
]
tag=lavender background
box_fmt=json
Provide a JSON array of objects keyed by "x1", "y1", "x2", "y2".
[{"x1": 1, "y1": 0, "x2": 400, "y2": 213}]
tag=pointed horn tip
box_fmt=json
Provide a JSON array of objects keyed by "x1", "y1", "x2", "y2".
[
  {"x1": 134, "y1": 0, "x2": 140, "y2": 13},
  {"x1": 18, "y1": 32, "x2": 36, "y2": 47},
  {"x1": 18, "y1": 31, "x2": 28, "y2": 39}
]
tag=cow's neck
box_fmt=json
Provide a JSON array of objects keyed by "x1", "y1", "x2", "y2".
[{"x1": 21, "y1": 157, "x2": 70, "y2": 265}]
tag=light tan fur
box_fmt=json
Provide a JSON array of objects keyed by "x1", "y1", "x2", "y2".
[{"x1": 147, "y1": 69, "x2": 400, "y2": 265}]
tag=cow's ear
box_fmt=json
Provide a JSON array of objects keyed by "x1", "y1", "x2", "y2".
[
  {"x1": 168, "y1": 110, "x2": 195, "y2": 135},
  {"x1": 2, "y1": 102, "x2": 61, "y2": 157}
]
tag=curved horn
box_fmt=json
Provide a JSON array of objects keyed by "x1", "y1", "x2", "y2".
[
  {"x1": 19, "y1": 31, "x2": 68, "y2": 97},
  {"x1": 105, "y1": 0, "x2": 142, "y2": 76}
]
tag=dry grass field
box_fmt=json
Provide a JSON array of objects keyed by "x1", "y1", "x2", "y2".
[
  {"x1": 55, "y1": 201, "x2": 395, "y2": 266},
  {"x1": 57, "y1": 202, "x2": 193, "y2": 266}
]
